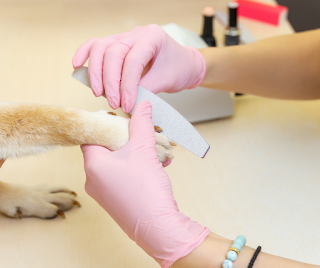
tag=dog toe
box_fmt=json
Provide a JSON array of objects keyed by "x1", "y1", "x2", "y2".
[
  {"x1": 15, "y1": 208, "x2": 23, "y2": 219},
  {"x1": 0, "y1": 183, "x2": 80, "y2": 220},
  {"x1": 154, "y1": 126, "x2": 163, "y2": 133}
]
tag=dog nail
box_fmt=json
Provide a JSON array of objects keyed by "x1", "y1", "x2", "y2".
[
  {"x1": 70, "y1": 191, "x2": 77, "y2": 196},
  {"x1": 154, "y1": 126, "x2": 163, "y2": 133},
  {"x1": 170, "y1": 141, "x2": 177, "y2": 146},
  {"x1": 108, "y1": 112, "x2": 117, "y2": 116},
  {"x1": 57, "y1": 210, "x2": 65, "y2": 219},
  {"x1": 73, "y1": 201, "x2": 81, "y2": 207},
  {"x1": 0, "y1": 159, "x2": 5, "y2": 168},
  {"x1": 16, "y1": 209, "x2": 23, "y2": 219}
]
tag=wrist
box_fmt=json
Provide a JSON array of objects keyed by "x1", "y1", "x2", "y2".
[
  {"x1": 198, "y1": 47, "x2": 231, "y2": 89},
  {"x1": 173, "y1": 233, "x2": 265, "y2": 268},
  {"x1": 185, "y1": 46, "x2": 207, "y2": 89},
  {"x1": 172, "y1": 233, "x2": 233, "y2": 268},
  {"x1": 134, "y1": 211, "x2": 210, "y2": 268}
]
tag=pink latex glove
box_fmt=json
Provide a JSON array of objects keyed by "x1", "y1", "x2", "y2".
[
  {"x1": 72, "y1": 24, "x2": 206, "y2": 113},
  {"x1": 82, "y1": 101, "x2": 210, "y2": 268}
]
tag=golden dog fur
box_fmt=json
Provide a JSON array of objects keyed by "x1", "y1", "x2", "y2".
[{"x1": 0, "y1": 102, "x2": 173, "y2": 219}]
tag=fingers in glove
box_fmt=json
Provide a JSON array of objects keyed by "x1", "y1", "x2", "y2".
[
  {"x1": 120, "y1": 44, "x2": 156, "y2": 113},
  {"x1": 88, "y1": 37, "x2": 118, "y2": 97},
  {"x1": 103, "y1": 41, "x2": 132, "y2": 109},
  {"x1": 127, "y1": 101, "x2": 157, "y2": 153},
  {"x1": 72, "y1": 38, "x2": 98, "y2": 69}
]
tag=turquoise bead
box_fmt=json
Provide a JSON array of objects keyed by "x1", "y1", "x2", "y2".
[
  {"x1": 231, "y1": 235, "x2": 247, "y2": 251},
  {"x1": 222, "y1": 260, "x2": 233, "y2": 268},
  {"x1": 232, "y1": 242, "x2": 243, "y2": 251},
  {"x1": 235, "y1": 235, "x2": 247, "y2": 245},
  {"x1": 227, "y1": 250, "x2": 237, "y2": 261}
]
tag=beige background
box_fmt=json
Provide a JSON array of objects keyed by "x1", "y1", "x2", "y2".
[{"x1": 0, "y1": 0, "x2": 319, "y2": 267}]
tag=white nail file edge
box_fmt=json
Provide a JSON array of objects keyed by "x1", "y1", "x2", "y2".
[{"x1": 72, "y1": 66, "x2": 210, "y2": 158}]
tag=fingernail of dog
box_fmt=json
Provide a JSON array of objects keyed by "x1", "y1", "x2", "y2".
[
  {"x1": 70, "y1": 191, "x2": 77, "y2": 196},
  {"x1": 170, "y1": 141, "x2": 177, "y2": 146},
  {"x1": 16, "y1": 209, "x2": 23, "y2": 219},
  {"x1": 73, "y1": 201, "x2": 81, "y2": 207},
  {"x1": 57, "y1": 210, "x2": 65, "y2": 219},
  {"x1": 108, "y1": 112, "x2": 117, "y2": 116},
  {"x1": 154, "y1": 126, "x2": 163, "y2": 133},
  {"x1": 0, "y1": 159, "x2": 5, "y2": 168}
]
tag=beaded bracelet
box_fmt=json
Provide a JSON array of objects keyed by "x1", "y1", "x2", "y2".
[
  {"x1": 248, "y1": 246, "x2": 261, "y2": 268},
  {"x1": 222, "y1": 235, "x2": 247, "y2": 268}
]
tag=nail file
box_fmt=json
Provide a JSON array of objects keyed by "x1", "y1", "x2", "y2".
[{"x1": 72, "y1": 66, "x2": 210, "y2": 158}]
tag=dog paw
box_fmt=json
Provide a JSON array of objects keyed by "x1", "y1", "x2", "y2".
[
  {"x1": 154, "y1": 131, "x2": 176, "y2": 163},
  {"x1": 96, "y1": 111, "x2": 176, "y2": 164},
  {"x1": 0, "y1": 183, "x2": 80, "y2": 219}
]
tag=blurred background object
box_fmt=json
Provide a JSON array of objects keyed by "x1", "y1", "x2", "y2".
[
  {"x1": 201, "y1": 6, "x2": 217, "y2": 47},
  {"x1": 236, "y1": 0, "x2": 288, "y2": 26},
  {"x1": 224, "y1": 2, "x2": 240, "y2": 46},
  {"x1": 276, "y1": 0, "x2": 320, "y2": 32}
]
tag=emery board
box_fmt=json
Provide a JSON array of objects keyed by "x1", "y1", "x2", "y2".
[{"x1": 72, "y1": 66, "x2": 210, "y2": 158}]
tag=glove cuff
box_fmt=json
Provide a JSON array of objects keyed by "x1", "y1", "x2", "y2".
[
  {"x1": 160, "y1": 226, "x2": 210, "y2": 268},
  {"x1": 134, "y1": 212, "x2": 210, "y2": 268},
  {"x1": 185, "y1": 46, "x2": 207, "y2": 89}
]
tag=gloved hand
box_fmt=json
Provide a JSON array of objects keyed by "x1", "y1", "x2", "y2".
[
  {"x1": 72, "y1": 24, "x2": 206, "y2": 113},
  {"x1": 82, "y1": 101, "x2": 209, "y2": 268}
]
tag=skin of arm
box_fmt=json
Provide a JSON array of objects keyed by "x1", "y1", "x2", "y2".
[
  {"x1": 172, "y1": 232, "x2": 319, "y2": 268},
  {"x1": 199, "y1": 29, "x2": 320, "y2": 100},
  {"x1": 174, "y1": 31, "x2": 320, "y2": 262}
]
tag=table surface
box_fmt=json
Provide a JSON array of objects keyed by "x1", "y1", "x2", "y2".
[{"x1": 1, "y1": 0, "x2": 319, "y2": 267}]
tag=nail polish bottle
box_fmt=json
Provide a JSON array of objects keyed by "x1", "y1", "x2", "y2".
[
  {"x1": 224, "y1": 2, "x2": 240, "y2": 46},
  {"x1": 225, "y1": 2, "x2": 243, "y2": 96},
  {"x1": 201, "y1": 6, "x2": 216, "y2": 47}
]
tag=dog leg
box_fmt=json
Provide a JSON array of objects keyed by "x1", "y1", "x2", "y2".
[
  {"x1": 0, "y1": 181, "x2": 80, "y2": 219},
  {"x1": 0, "y1": 103, "x2": 175, "y2": 163}
]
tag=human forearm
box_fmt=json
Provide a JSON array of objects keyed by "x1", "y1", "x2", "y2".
[
  {"x1": 173, "y1": 233, "x2": 319, "y2": 268},
  {"x1": 199, "y1": 29, "x2": 320, "y2": 100}
]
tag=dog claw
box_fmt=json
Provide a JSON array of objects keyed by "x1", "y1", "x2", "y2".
[
  {"x1": 154, "y1": 126, "x2": 163, "y2": 133},
  {"x1": 170, "y1": 141, "x2": 177, "y2": 146},
  {"x1": 0, "y1": 159, "x2": 5, "y2": 168},
  {"x1": 16, "y1": 209, "x2": 23, "y2": 219},
  {"x1": 57, "y1": 210, "x2": 65, "y2": 219},
  {"x1": 70, "y1": 191, "x2": 77, "y2": 196},
  {"x1": 108, "y1": 112, "x2": 117, "y2": 116},
  {"x1": 73, "y1": 201, "x2": 81, "y2": 207}
]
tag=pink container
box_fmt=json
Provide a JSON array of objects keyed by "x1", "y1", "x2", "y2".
[{"x1": 235, "y1": 0, "x2": 288, "y2": 26}]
